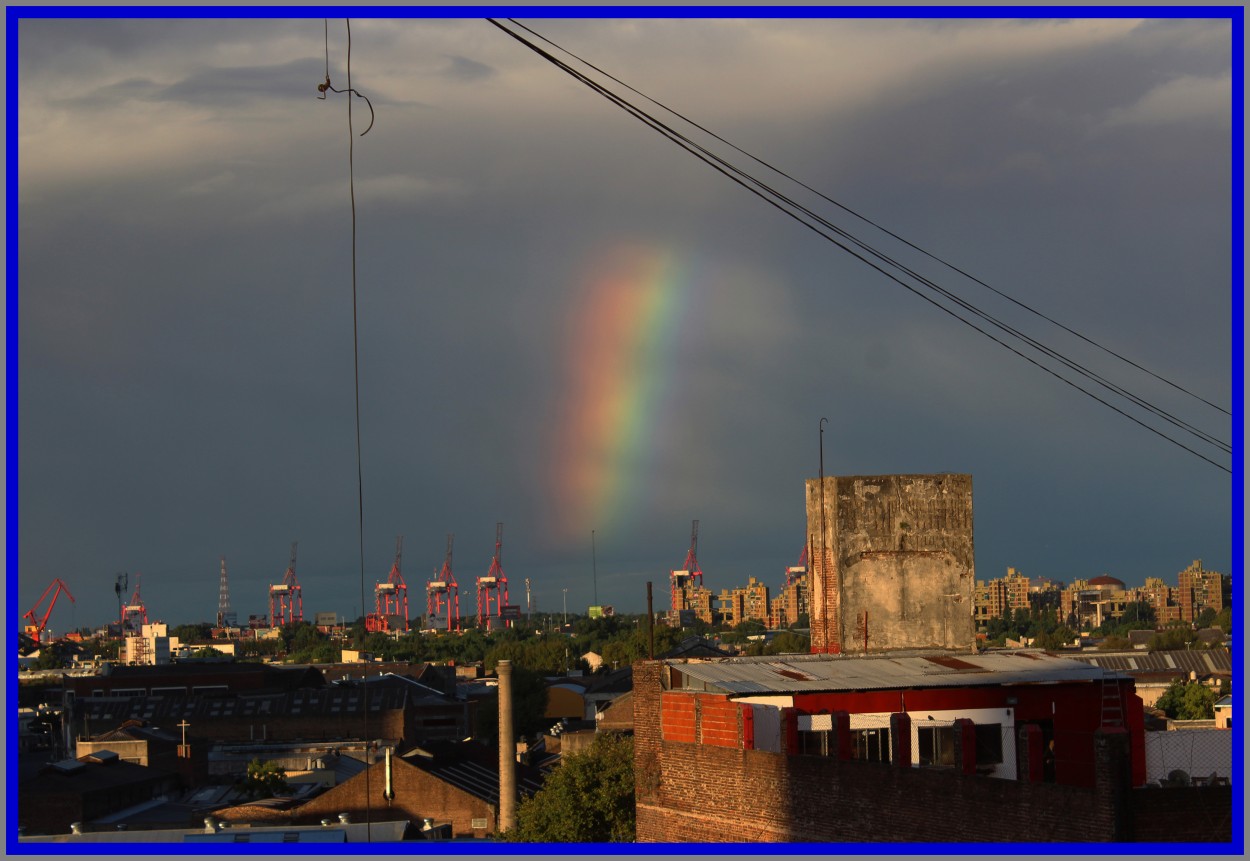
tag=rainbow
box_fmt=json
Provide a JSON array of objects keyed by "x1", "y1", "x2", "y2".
[{"x1": 547, "y1": 244, "x2": 694, "y2": 546}]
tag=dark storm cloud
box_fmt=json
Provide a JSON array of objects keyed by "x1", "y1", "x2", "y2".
[{"x1": 15, "y1": 16, "x2": 1236, "y2": 629}]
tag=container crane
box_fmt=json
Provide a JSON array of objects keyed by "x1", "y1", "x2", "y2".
[
  {"x1": 785, "y1": 544, "x2": 808, "y2": 587},
  {"x1": 426, "y1": 534, "x2": 460, "y2": 632},
  {"x1": 269, "y1": 542, "x2": 303, "y2": 626},
  {"x1": 367, "y1": 535, "x2": 409, "y2": 633},
  {"x1": 120, "y1": 574, "x2": 149, "y2": 632},
  {"x1": 477, "y1": 522, "x2": 511, "y2": 631},
  {"x1": 24, "y1": 578, "x2": 76, "y2": 642}
]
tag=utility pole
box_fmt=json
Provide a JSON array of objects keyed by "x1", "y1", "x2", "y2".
[
  {"x1": 562, "y1": 588, "x2": 568, "y2": 625},
  {"x1": 592, "y1": 530, "x2": 598, "y2": 607}
]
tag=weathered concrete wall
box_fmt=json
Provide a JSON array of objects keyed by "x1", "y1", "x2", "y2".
[{"x1": 806, "y1": 475, "x2": 975, "y2": 652}]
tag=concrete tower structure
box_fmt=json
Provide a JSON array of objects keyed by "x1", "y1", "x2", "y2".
[{"x1": 805, "y1": 473, "x2": 975, "y2": 654}]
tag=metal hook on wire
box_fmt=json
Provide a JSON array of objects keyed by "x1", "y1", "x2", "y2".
[{"x1": 317, "y1": 76, "x2": 375, "y2": 136}]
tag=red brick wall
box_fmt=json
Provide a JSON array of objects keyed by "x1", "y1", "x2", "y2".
[
  {"x1": 660, "y1": 691, "x2": 745, "y2": 749},
  {"x1": 660, "y1": 692, "x2": 696, "y2": 743},
  {"x1": 697, "y1": 696, "x2": 742, "y2": 748}
]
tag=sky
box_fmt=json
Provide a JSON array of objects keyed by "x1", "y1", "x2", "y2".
[{"x1": 13, "y1": 12, "x2": 1238, "y2": 634}]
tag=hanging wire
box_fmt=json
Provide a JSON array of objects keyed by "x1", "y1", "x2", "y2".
[
  {"x1": 317, "y1": 18, "x2": 375, "y2": 135},
  {"x1": 320, "y1": 16, "x2": 373, "y2": 842},
  {"x1": 487, "y1": 19, "x2": 1231, "y2": 474},
  {"x1": 504, "y1": 18, "x2": 1230, "y2": 421}
]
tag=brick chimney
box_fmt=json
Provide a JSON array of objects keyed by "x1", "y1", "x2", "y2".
[{"x1": 497, "y1": 660, "x2": 517, "y2": 832}]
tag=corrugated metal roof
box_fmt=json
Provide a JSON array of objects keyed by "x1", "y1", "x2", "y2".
[
  {"x1": 1064, "y1": 649, "x2": 1230, "y2": 676},
  {"x1": 665, "y1": 650, "x2": 1116, "y2": 695}
]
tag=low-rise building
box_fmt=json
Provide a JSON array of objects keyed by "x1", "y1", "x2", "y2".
[
  {"x1": 19, "y1": 753, "x2": 181, "y2": 836},
  {"x1": 627, "y1": 651, "x2": 1215, "y2": 843}
]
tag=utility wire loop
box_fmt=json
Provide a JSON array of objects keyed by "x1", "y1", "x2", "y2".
[{"x1": 317, "y1": 75, "x2": 375, "y2": 136}]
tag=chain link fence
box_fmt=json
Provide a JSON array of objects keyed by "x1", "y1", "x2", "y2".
[{"x1": 1142, "y1": 729, "x2": 1233, "y2": 786}]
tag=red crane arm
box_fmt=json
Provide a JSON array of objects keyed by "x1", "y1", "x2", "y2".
[{"x1": 24, "y1": 578, "x2": 76, "y2": 635}]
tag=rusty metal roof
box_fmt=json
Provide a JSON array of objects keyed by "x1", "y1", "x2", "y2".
[{"x1": 664, "y1": 650, "x2": 1118, "y2": 695}]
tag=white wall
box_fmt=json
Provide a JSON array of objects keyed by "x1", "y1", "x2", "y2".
[{"x1": 791, "y1": 707, "x2": 1018, "y2": 779}]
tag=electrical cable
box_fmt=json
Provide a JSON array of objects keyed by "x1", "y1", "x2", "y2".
[
  {"x1": 321, "y1": 17, "x2": 373, "y2": 842},
  {"x1": 487, "y1": 19, "x2": 1230, "y2": 473},
  {"x1": 491, "y1": 18, "x2": 1230, "y2": 457},
  {"x1": 504, "y1": 18, "x2": 1230, "y2": 421}
]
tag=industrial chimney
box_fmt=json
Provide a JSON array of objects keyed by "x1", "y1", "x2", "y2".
[{"x1": 497, "y1": 659, "x2": 517, "y2": 832}]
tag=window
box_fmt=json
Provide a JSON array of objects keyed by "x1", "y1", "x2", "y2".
[
  {"x1": 852, "y1": 728, "x2": 890, "y2": 762},
  {"x1": 917, "y1": 725, "x2": 955, "y2": 766},
  {"x1": 798, "y1": 729, "x2": 832, "y2": 757},
  {"x1": 975, "y1": 723, "x2": 1003, "y2": 765}
]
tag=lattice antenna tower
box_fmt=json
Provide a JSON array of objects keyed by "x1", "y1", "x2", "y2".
[{"x1": 217, "y1": 556, "x2": 237, "y2": 628}]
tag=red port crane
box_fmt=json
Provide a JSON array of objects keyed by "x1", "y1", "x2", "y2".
[
  {"x1": 367, "y1": 536, "x2": 409, "y2": 633},
  {"x1": 670, "y1": 519, "x2": 703, "y2": 617},
  {"x1": 120, "y1": 574, "x2": 149, "y2": 632},
  {"x1": 24, "y1": 578, "x2": 76, "y2": 642},
  {"x1": 785, "y1": 544, "x2": 808, "y2": 587},
  {"x1": 477, "y1": 522, "x2": 511, "y2": 631},
  {"x1": 426, "y1": 534, "x2": 460, "y2": 633},
  {"x1": 269, "y1": 542, "x2": 303, "y2": 626}
]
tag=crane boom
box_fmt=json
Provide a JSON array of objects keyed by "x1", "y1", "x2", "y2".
[{"x1": 24, "y1": 578, "x2": 76, "y2": 640}]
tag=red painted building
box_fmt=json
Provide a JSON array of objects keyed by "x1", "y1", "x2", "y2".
[{"x1": 653, "y1": 650, "x2": 1146, "y2": 788}]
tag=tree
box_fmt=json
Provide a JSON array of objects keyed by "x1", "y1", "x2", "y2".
[
  {"x1": 511, "y1": 733, "x2": 634, "y2": 842},
  {"x1": 171, "y1": 622, "x2": 214, "y2": 644},
  {"x1": 1148, "y1": 626, "x2": 1196, "y2": 651},
  {"x1": 236, "y1": 758, "x2": 290, "y2": 799},
  {"x1": 1154, "y1": 680, "x2": 1216, "y2": 720},
  {"x1": 191, "y1": 646, "x2": 225, "y2": 658},
  {"x1": 1035, "y1": 625, "x2": 1076, "y2": 650},
  {"x1": 34, "y1": 642, "x2": 69, "y2": 670},
  {"x1": 1213, "y1": 606, "x2": 1232, "y2": 634},
  {"x1": 764, "y1": 630, "x2": 810, "y2": 654},
  {"x1": 1098, "y1": 636, "x2": 1131, "y2": 651}
]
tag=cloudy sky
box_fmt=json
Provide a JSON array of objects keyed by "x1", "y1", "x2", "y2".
[{"x1": 15, "y1": 13, "x2": 1236, "y2": 633}]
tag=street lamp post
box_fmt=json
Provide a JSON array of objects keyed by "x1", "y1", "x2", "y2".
[{"x1": 562, "y1": 589, "x2": 568, "y2": 625}]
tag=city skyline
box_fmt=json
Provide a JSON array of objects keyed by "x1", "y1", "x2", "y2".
[{"x1": 15, "y1": 14, "x2": 1236, "y2": 632}]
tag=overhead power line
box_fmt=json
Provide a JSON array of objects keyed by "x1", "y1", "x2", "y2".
[{"x1": 487, "y1": 18, "x2": 1231, "y2": 474}]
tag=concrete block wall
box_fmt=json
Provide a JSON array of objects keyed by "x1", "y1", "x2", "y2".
[{"x1": 806, "y1": 474, "x2": 975, "y2": 653}]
